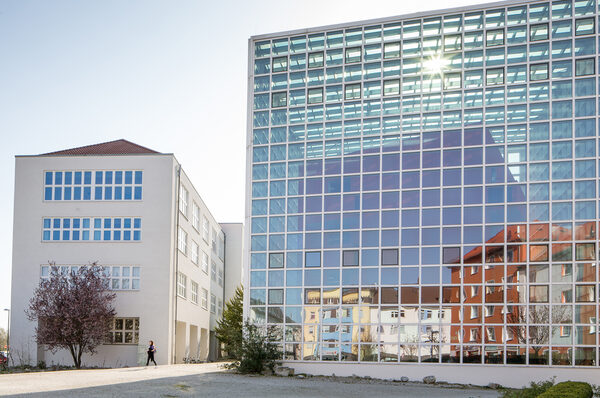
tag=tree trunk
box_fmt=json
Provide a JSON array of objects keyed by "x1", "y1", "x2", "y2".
[{"x1": 68, "y1": 345, "x2": 80, "y2": 369}]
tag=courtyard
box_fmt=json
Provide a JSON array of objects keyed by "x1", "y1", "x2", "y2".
[{"x1": 0, "y1": 363, "x2": 499, "y2": 397}]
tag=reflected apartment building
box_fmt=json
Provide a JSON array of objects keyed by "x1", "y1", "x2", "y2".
[{"x1": 244, "y1": 0, "x2": 599, "y2": 385}]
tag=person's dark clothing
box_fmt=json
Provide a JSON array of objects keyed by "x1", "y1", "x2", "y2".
[{"x1": 146, "y1": 344, "x2": 157, "y2": 366}]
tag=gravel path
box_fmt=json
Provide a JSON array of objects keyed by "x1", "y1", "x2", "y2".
[{"x1": 0, "y1": 363, "x2": 500, "y2": 397}]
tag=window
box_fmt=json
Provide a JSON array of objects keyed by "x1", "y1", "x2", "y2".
[
  {"x1": 383, "y1": 42, "x2": 400, "y2": 58},
  {"x1": 201, "y1": 288, "x2": 208, "y2": 309},
  {"x1": 575, "y1": 58, "x2": 594, "y2": 76},
  {"x1": 218, "y1": 298, "x2": 223, "y2": 316},
  {"x1": 272, "y1": 92, "x2": 287, "y2": 108},
  {"x1": 486, "y1": 326, "x2": 496, "y2": 341},
  {"x1": 308, "y1": 51, "x2": 324, "y2": 68},
  {"x1": 269, "y1": 252, "x2": 284, "y2": 268},
  {"x1": 530, "y1": 63, "x2": 548, "y2": 81},
  {"x1": 345, "y1": 47, "x2": 361, "y2": 63},
  {"x1": 218, "y1": 236, "x2": 225, "y2": 260},
  {"x1": 202, "y1": 217, "x2": 209, "y2": 242},
  {"x1": 381, "y1": 249, "x2": 398, "y2": 265},
  {"x1": 40, "y1": 264, "x2": 140, "y2": 290},
  {"x1": 218, "y1": 268, "x2": 223, "y2": 287},
  {"x1": 108, "y1": 318, "x2": 139, "y2": 344},
  {"x1": 42, "y1": 217, "x2": 141, "y2": 242},
  {"x1": 192, "y1": 203, "x2": 200, "y2": 230},
  {"x1": 383, "y1": 79, "x2": 400, "y2": 96},
  {"x1": 272, "y1": 56, "x2": 287, "y2": 72},
  {"x1": 486, "y1": 29, "x2": 504, "y2": 46},
  {"x1": 211, "y1": 229, "x2": 217, "y2": 253},
  {"x1": 179, "y1": 185, "x2": 188, "y2": 216},
  {"x1": 105, "y1": 265, "x2": 141, "y2": 290},
  {"x1": 486, "y1": 68, "x2": 504, "y2": 85},
  {"x1": 575, "y1": 18, "x2": 595, "y2": 36},
  {"x1": 191, "y1": 241, "x2": 199, "y2": 264},
  {"x1": 210, "y1": 294, "x2": 216, "y2": 313},
  {"x1": 444, "y1": 72, "x2": 461, "y2": 89},
  {"x1": 530, "y1": 23, "x2": 549, "y2": 41},
  {"x1": 211, "y1": 261, "x2": 217, "y2": 281},
  {"x1": 305, "y1": 252, "x2": 321, "y2": 267},
  {"x1": 178, "y1": 227, "x2": 187, "y2": 255},
  {"x1": 307, "y1": 87, "x2": 323, "y2": 104},
  {"x1": 344, "y1": 83, "x2": 361, "y2": 99},
  {"x1": 342, "y1": 250, "x2": 359, "y2": 266},
  {"x1": 191, "y1": 281, "x2": 199, "y2": 304},
  {"x1": 201, "y1": 251, "x2": 209, "y2": 273},
  {"x1": 177, "y1": 272, "x2": 187, "y2": 298},
  {"x1": 43, "y1": 170, "x2": 142, "y2": 201}
]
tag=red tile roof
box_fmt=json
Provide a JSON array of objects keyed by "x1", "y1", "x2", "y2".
[{"x1": 42, "y1": 139, "x2": 160, "y2": 156}]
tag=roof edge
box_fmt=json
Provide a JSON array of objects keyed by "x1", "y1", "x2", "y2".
[{"x1": 249, "y1": 0, "x2": 538, "y2": 41}]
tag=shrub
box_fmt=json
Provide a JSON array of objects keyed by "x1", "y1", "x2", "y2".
[
  {"x1": 501, "y1": 379, "x2": 555, "y2": 398},
  {"x1": 235, "y1": 322, "x2": 281, "y2": 374},
  {"x1": 538, "y1": 382, "x2": 592, "y2": 398}
]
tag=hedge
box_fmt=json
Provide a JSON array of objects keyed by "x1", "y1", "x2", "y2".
[{"x1": 537, "y1": 381, "x2": 592, "y2": 398}]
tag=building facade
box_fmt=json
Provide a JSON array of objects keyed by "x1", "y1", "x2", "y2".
[
  {"x1": 244, "y1": 0, "x2": 600, "y2": 385},
  {"x1": 11, "y1": 139, "x2": 242, "y2": 367}
]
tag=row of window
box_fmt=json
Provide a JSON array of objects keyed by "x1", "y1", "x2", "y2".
[
  {"x1": 40, "y1": 265, "x2": 141, "y2": 291},
  {"x1": 255, "y1": 5, "x2": 599, "y2": 59},
  {"x1": 42, "y1": 217, "x2": 142, "y2": 241},
  {"x1": 264, "y1": 64, "x2": 595, "y2": 110},
  {"x1": 44, "y1": 170, "x2": 142, "y2": 201},
  {"x1": 254, "y1": 18, "x2": 595, "y2": 75},
  {"x1": 279, "y1": 344, "x2": 598, "y2": 366},
  {"x1": 179, "y1": 185, "x2": 225, "y2": 259},
  {"x1": 176, "y1": 272, "x2": 222, "y2": 315},
  {"x1": 177, "y1": 227, "x2": 224, "y2": 287}
]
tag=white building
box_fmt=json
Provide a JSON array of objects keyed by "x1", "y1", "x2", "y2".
[{"x1": 10, "y1": 139, "x2": 242, "y2": 367}]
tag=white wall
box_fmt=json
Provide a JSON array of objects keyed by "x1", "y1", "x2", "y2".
[
  {"x1": 220, "y1": 223, "x2": 243, "y2": 303},
  {"x1": 10, "y1": 154, "x2": 177, "y2": 367}
]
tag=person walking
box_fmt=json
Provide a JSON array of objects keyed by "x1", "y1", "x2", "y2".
[{"x1": 146, "y1": 340, "x2": 157, "y2": 367}]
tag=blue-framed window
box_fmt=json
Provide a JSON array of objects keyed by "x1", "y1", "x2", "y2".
[
  {"x1": 42, "y1": 217, "x2": 142, "y2": 242},
  {"x1": 44, "y1": 170, "x2": 143, "y2": 201}
]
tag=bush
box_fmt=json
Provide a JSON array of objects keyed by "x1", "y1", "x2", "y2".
[
  {"x1": 501, "y1": 379, "x2": 555, "y2": 398},
  {"x1": 235, "y1": 322, "x2": 281, "y2": 374},
  {"x1": 538, "y1": 382, "x2": 592, "y2": 398}
]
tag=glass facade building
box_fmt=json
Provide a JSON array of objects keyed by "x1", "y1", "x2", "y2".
[{"x1": 245, "y1": 0, "x2": 599, "y2": 368}]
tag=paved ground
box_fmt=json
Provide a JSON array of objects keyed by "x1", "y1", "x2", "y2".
[{"x1": 0, "y1": 363, "x2": 500, "y2": 397}]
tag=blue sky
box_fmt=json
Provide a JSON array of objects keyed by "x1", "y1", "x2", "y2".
[{"x1": 0, "y1": 0, "x2": 483, "y2": 330}]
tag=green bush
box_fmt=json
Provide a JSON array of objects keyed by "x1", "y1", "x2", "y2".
[
  {"x1": 501, "y1": 379, "x2": 555, "y2": 398},
  {"x1": 538, "y1": 382, "x2": 592, "y2": 398},
  {"x1": 235, "y1": 322, "x2": 281, "y2": 374}
]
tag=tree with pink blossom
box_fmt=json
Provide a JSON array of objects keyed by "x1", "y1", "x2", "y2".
[{"x1": 26, "y1": 263, "x2": 116, "y2": 368}]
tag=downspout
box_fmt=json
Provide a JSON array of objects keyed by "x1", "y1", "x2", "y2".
[{"x1": 173, "y1": 164, "x2": 182, "y2": 364}]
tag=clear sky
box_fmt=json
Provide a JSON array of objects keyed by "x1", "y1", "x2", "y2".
[{"x1": 0, "y1": 0, "x2": 485, "y2": 330}]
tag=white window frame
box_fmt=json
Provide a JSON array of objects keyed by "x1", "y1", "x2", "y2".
[
  {"x1": 201, "y1": 288, "x2": 208, "y2": 309},
  {"x1": 191, "y1": 241, "x2": 199, "y2": 265},
  {"x1": 179, "y1": 185, "x2": 188, "y2": 217},
  {"x1": 191, "y1": 281, "x2": 199, "y2": 304},
  {"x1": 192, "y1": 202, "x2": 200, "y2": 231},
  {"x1": 108, "y1": 317, "x2": 139, "y2": 345},
  {"x1": 217, "y1": 298, "x2": 223, "y2": 316},
  {"x1": 201, "y1": 251, "x2": 209, "y2": 274},
  {"x1": 177, "y1": 272, "x2": 187, "y2": 298},
  {"x1": 202, "y1": 217, "x2": 209, "y2": 242},
  {"x1": 218, "y1": 268, "x2": 223, "y2": 287},
  {"x1": 211, "y1": 261, "x2": 217, "y2": 281},
  {"x1": 178, "y1": 227, "x2": 187, "y2": 255},
  {"x1": 210, "y1": 293, "x2": 216, "y2": 313}
]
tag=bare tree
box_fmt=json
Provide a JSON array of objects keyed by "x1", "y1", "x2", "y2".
[
  {"x1": 26, "y1": 263, "x2": 116, "y2": 368},
  {"x1": 507, "y1": 305, "x2": 567, "y2": 360}
]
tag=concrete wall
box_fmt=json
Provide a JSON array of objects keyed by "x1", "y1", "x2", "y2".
[
  {"x1": 286, "y1": 361, "x2": 600, "y2": 389},
  {"x1": 220, "y1": 223, "x2": 243, "y2": 302}
]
